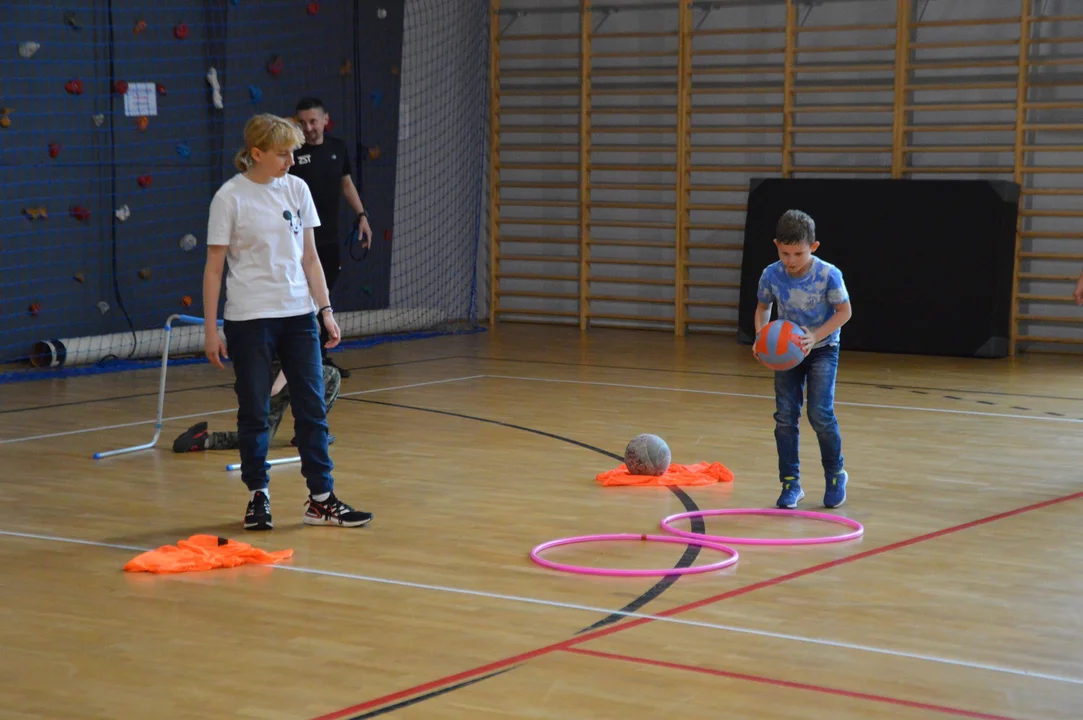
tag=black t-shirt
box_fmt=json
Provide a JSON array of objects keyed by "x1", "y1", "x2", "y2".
[{"x1": 289, "y1": 136, "x2": 351, "y2": 247}]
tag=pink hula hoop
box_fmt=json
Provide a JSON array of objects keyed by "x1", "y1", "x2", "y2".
[
  {"x1": 530, "y1": 533, "x2": 739, "y2": 577},
  {"x1": 660, "y1": 508, "x2": 863, "y2": 546}
]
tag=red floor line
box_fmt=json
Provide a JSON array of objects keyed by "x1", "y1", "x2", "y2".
[
  {"x1": 563, "y1": 647, "x2": 1018, "y2": 720},
  {"x1": 309, "y1": 489, "x2": 1083, "y2": 720}
]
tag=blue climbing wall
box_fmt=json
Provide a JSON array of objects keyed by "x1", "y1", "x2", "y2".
[{"x1": 0, "y1": 0, "x2": 367, "y2": 367}]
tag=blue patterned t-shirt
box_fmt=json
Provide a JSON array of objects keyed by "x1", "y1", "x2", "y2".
[{"x1": 756, "y1": 257, "x2": 850, "y2": 348}]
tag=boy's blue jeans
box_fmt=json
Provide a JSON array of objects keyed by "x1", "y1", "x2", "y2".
[
  {"x1": 223, "y1": 312, "x2": 334, "y2": 496},
  {"x1": 773, "y1": 344, "x2": 844, "y2": 483}
]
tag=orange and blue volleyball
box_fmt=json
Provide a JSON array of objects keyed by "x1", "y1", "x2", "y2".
[{"x1": 753, "y1": 320, "x2": 806, "y2": 371}]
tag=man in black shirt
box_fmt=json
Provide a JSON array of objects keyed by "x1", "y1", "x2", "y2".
[{"x1": 290, "y1": 96, "x2": 373, "y2": 379}]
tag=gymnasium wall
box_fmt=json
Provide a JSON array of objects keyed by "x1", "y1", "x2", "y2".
[
  {"x1": 391, "y1": 0, "x2": 490, "y2": 321},
  {"x1": 0, "y1": 0, "x2": 360, "y2": 365},
  {"x1": 488, "y1": 0, "x2": 1083, "y2": 355},
  {"x1": 1, "y1": 0, "x2": 490, "y2": 372}
]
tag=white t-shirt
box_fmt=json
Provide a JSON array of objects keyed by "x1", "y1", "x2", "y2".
[{"x1": 206, "y1": 173, "x2": 321, "y2": 322}]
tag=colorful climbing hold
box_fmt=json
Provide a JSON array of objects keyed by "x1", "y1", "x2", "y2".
[
  {"x1": 18, "y1": 42, "x2": 40, "y2": 58},
  {"x1": 28, "y1": 302, "x2": 40, "y2": 317},
  {"x1": 137, "y1": 174, "x2": 152, "y2": 188},
  {"x1": 48, "y1": 143, "x2": 60, "y2": 158},
  {"x1": 92, "y1": 113, "x2": 104, "y2": 127},
  {"x1": 174, "y1": 23, "x2": 189, "y2": 40},
  {"x1": 65, "y1": 79, "x2": 83, "y2": 95},
  {"x1": 267, "y1": 55, "x2": 284, "y2": 77},
  {"x1": 369, "y1": 90, "x2": 382, "y2": 107},
  {"x1": 138, "y1": 268, "x2": 152, "y2": 281},
  {"x1": 181, "y1": 295, "x2": 193, "y2": 307},
  {"x1": 157, "y1": 83, "x2": 167, "y2": 95},
  {"x1": 73, "y1": 272, "x2": 85, "y2": 284},
  {"x1": 134, "y1": 20, "x2": 146, "y2": 34},
  {"x1": 175, "y1": 141, "x2": 191, "y2": 158},
  {"x1": 368, "y1": 146, "x2": 381, "y2": 160},
  {"x1": 339, "y1": 60, "x2": 353, "y2": 76},
  {"x1": 136, "y1": 116, "x2": 149, "y2": 131},
  {"x1": 70, "y1": 206, "x2": 91, "y2": 222},
  {"x1": 97, "y1": 300, "x2": 110, "y2": 315},
  {"x1": 248, "y1": 85, "x2": 262, "y2": 104},
  {"x1": 179, "y1": 233, "x2": 198, "y2": 252},
  {"x1": 377, "y1": 8, "x2": 387, "y2": 19},
  {"x1": 307, "y1": 2, "x2": 320, "y2": 15},
  {"x1": 64, "y1": 12, "x2": 81, "y2": 30},
  {"x1": 22, "y1": 206, "x2": 47, "y2": 221},
  {"x1": 115, "y1": 80, "x2": 128, "y2": 94},
  {"x1": 391, "y1": 65, "x2": 400, "y2": 76},
  {"x1": 115, "y1": 205, "x2": 131, "y2": 222},
  {"x1": 0, "y1": 108, "x2": 11, "y2": 129}
]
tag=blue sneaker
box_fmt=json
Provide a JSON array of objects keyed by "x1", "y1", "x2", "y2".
[
  {"x1": 824, "y1": 471, "x2": 848, "y2": 508},
  {"x1": 776, "y1": 478, "x2": 804, "y2": 509}
]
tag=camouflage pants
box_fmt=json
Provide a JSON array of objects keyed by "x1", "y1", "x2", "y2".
[{"x1": 207, "y1": 365, "x2": 341, "y2": 450}]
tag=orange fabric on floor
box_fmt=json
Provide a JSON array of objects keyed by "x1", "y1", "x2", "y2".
[
  {"x1": 596, "y1": 461, "x2": 734, "y2": 487},
  {"x1": 123, "y1": 534, "x2": 293, "y2": 574}
]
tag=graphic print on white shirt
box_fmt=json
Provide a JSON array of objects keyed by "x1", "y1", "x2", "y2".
[
  {"x1": 206, "y1": 173, "x2": 321, "y2": 322},
  {"x1": 283, "y1": 209, "x2": 303, "y2": 237}
]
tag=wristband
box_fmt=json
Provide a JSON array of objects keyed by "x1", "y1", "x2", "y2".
[{"x1": 318, "y1": 305, "x2": 332, "y2": 315}]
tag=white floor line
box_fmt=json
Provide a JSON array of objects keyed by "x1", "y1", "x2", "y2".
[
  {"x1": 0, "y1": 375, "x2": 484, "y2": 446},
  {"x1": 0, "y1": 529, "x2": 148, "y2": 552},
  {"x1": 2, "y1": 527, "x2": 1079, "y2": 688},
  {"x1": 484, "y1": 375, "x2": 1083, "y2": 425},
  {"x1": 0, "y1": 411, "x2": 222, "y2": 445}
]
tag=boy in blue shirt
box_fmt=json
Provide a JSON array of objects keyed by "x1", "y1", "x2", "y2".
[{"x1": 754, "y1": 209, "x2": 853, "y2": 509}]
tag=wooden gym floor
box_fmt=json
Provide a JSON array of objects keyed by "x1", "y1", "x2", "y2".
[{"x1": 2, "y1": 324, "x2": 1083, "y2": 720}]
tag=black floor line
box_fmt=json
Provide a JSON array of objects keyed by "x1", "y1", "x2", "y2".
[
  {"x1": 337, "y1": 396, "x2": 708, "y2": 716},
  {"x1": 348, "y1": 667, "x2": 518, "y2": 719}
]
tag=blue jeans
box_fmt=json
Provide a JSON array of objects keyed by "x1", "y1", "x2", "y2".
[
  {"x1": 773, "y1": 344, "x2": 844, "y2": 483},
  {"x1": 223, "y1": 312, "x2": 334, "y2": 496}
]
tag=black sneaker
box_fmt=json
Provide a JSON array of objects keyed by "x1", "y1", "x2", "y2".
[
  {"x1": 173, "y1": 422, "x2": 209, "y2": 453},
  {"x1": 324, "y1": 357, "x2": 351, "y2": 379},
  {"x1": 244, "y1": 491, "x2": 274, "y2": 531},
  {"x1": 303, "y1": 493, "x2": 372, "y2": 527}
]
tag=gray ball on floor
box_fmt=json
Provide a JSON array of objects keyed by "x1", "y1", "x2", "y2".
[{"x1": 624, "y1": 433, "x2": 671, "y2": 476}]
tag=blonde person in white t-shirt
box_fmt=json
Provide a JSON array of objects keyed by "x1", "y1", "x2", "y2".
[{"x1": 203, "y1": 113, "x2": 372, "y2": 531}]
